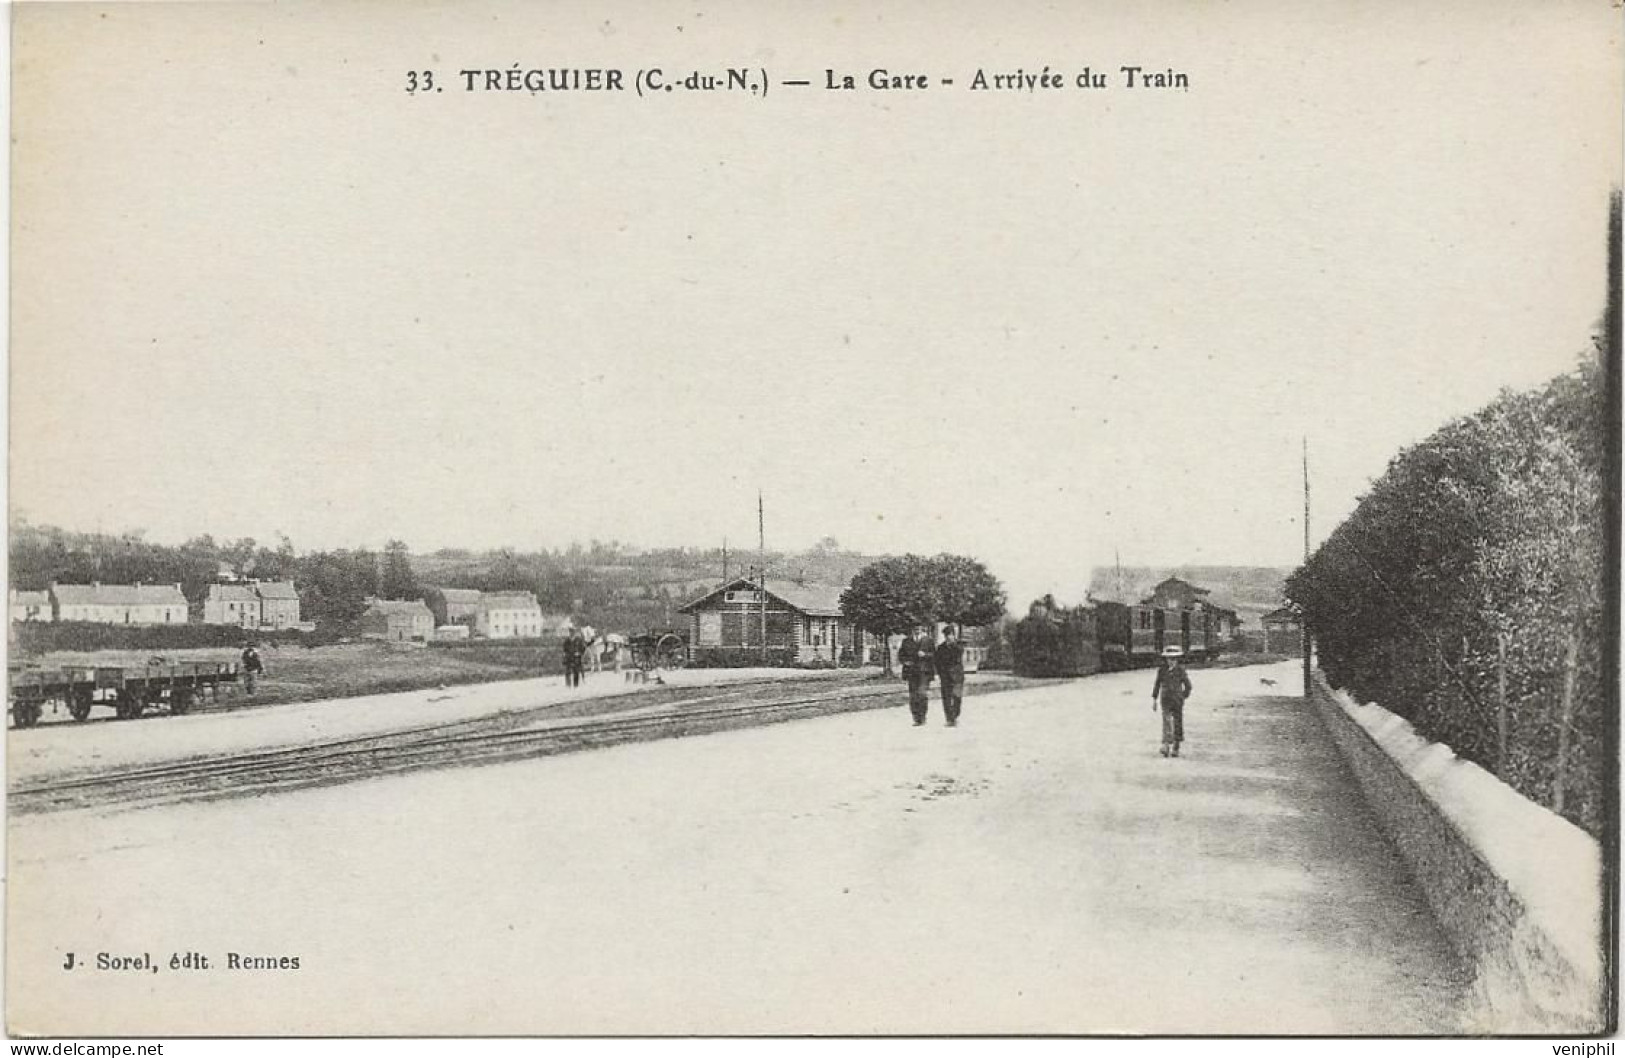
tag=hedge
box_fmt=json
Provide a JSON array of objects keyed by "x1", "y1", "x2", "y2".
[
  {"x1": 11, "y1": 621, "x2": 311, "y2": 654},
  {"x1": 1286, "y1": 355, "x2": 1610, "y2": 839}
]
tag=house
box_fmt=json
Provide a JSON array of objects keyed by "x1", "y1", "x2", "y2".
[
  {"x1": 202, "y1": 580, "x2": 302, "y2": 628},
  {"x1": 361, "y1": 598, "x2": 434, "y2": 643},
  {"x1": 440, "y1": 588, "x2": 483, "y2": 627},
  {"x1": 255, "y1": 581, "x2": 302, "y2": 629},
  {"x1": 435, "y1": 624, "x2": 471, "y2": 641},
  {"x1": 203, "y1": 584, "x2": 261, "y2": 627},
  {"x1": 676, "y1": 577, "x2": 868, "y2": 665},
  {"x1": 1261, "y1": 606, "x2": 1304, "y2": 654},
  {"x1": 540, "y1": 613, "x2": 576, "y2": 638},
  {"x1": 52, "y1": 582, "x2": 188, "y2": 625},
  {"x1": 9, "y1": 589, "x2": 52, "y2": 623},
  {"x1": 476, "y1": 591, "x2": 544, "y2": 639}
]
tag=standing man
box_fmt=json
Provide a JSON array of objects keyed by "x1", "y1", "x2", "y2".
[
  {"x1": 1152, "y1": 646, "x2": 1192, "y2": 757},
  {"x1": 240, "y1": 642, "x2": 265, "y2": 695},
  {"x1": 934, "y1": 623, "x2": 966, "y2": 728},
  {"x1": 562, "y1": 625, "x2": 587, "y2": 688},
  {"x1": 898, "y1": 624, "x2": 936, "y2": 727}
]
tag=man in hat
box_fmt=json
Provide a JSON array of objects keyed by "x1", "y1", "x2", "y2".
[
  {"x1": 1152, "y1": 646, "x2": 1192, "y2": 757},
  {"x1": 934, "y1": 623, "x2": 966, "y2": 727},
  {"x1": 240, "y1": 642, "x2": 265, "y2": 695},
  {"x1": 562, "y1": 624, "x2": 587, "y2": 688},
  {"x1": 897, "y1": 624, "x2": 936, "y2": 727}
]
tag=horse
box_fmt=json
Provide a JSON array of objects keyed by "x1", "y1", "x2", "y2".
[{"x1": 580, "y1": 625, "x2": 603, "y2": 673}]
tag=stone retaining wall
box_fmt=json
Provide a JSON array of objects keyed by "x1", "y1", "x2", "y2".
[{"x1": 1309, "y1": 671, "x2": 1608, "y2": 1033}]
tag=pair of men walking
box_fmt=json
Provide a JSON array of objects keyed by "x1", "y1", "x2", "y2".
[{"x1": 897, "y1": 623, "x2": 965, "y2": 727}]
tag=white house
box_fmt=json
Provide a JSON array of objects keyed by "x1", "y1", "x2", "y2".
[
  {"x1": 476, "y1": 591, "x2": 544, "y2": 639},
  {"x1": 52, "y1": 583, "x2": 188, "y2": 625},
  {"x1": 9, "y1": 589, "x2": 52, "y2": 623}
]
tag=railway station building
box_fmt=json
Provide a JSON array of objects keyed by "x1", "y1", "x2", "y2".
[{"x1": 677, "y1": 577, "x2": 869, "y2": 665}]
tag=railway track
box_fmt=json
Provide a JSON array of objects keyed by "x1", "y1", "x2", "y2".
[{"x1": 10, "y1": 676, "x2": 1028, "y2": 815}]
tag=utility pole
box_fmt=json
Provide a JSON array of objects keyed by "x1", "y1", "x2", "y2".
[
  {"x1": 758, "y1": 492, "x2": 768, "y2": 664},
  {"x1": 1302, "y1": 436, "x2": 1312, "y2": 698}
]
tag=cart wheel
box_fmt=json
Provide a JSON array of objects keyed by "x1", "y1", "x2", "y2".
[
  {"x1": 171, "y1": 688, "x2": 194, "y2": 716},
  {"x1": 68, "y1": 691, "x2": 93, "y2": 722},
  {"x1": 117, "y1": 690, "x2": 146, "y2": 720},
  {"x1": 656, "y1": 635, "x2": 687, "y2": 670},
  {"x1": 12, "y1": 701, "x2": 42, "y2": 728}
]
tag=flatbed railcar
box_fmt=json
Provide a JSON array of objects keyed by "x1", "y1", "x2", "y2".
[{"x1": 8, "y1": 662, "x2": 240, "y2": 728}]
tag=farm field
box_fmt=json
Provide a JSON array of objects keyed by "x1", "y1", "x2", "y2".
[{"x1": 13, "y1": 640, "x2": 561, "y2": 713}]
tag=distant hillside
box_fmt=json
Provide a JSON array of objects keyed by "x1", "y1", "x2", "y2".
[
  {"x1": 410, "y1": 539, "x2": 892, "y2": 630},
  {"x1": 1086, "y1": 565, "x2": 1293, "y2": 627}
]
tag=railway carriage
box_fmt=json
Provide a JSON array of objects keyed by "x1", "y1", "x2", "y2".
[{"x1": 1015, "y1": 597, "x2": 1228, "y2": 677}]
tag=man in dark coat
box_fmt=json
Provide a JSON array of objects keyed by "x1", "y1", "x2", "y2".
[
  {"x1": 563, "y1": 626, "x2": 587, "y2": 688},
  {"x1": 1152, "y1": 646, "x2": 1193, "y2": 757},
  {"x1": 897, "y1": 624, "x2": 936, "y2": 727},
  {"x1": 934, "y1": 623, "x2": 966, "y2": 727},
  {"x1": 240, "y1": 643, "x2": 265, "y2": 695}
]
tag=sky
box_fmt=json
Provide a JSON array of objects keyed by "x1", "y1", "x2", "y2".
[{"x1": 8, "y1": 0, "x2": 1621, "y2": 606}]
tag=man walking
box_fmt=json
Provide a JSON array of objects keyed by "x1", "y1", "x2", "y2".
[
  {"x1": 1152, "y1": 646, "x2": 1192, "y2": 757},
  {"x1": 897, "y1": 624, "x2": 936, "y2": 727},
  {"x1": 563, "y1": 625, "x2": 587, "y2": 688},
  {"x1": 934, "y1": 623, "x2": 966, "y2": 727},
  {"x1": 240, "y1": 643, "x2": 265, "y2": 695}
]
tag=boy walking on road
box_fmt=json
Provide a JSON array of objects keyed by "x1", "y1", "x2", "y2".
[
  {"x1": 1152, "y1": 646, "x2": 1192, "y2": 757},
  {"x1": 898, "y1": 624, "x2": 936, "y2": 727}
]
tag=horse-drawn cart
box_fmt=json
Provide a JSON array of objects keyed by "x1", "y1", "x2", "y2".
[{"x1": 626, "y1": 630, "x2": 688, "y2": 673}]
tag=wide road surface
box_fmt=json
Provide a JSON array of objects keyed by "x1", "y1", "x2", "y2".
[{"x1": 7, "y1": 660, "x2": 1472, "y2": 1036}]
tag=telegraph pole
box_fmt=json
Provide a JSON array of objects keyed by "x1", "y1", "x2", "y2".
[
  {"x1": 1302, "y1": 437, "x2": 1312, "y2": 697},
  {"x1": 759, "y1": 491, "x2": 768, "y2": 664}
]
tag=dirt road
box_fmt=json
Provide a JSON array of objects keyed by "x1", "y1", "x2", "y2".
[{"x1": 6, "y1": 660, "x2": 1471, "y2": 1036}]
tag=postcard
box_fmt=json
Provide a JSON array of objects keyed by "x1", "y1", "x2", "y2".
[{"x1": 6, "y1": 0, "x2": 1620, "y2": 1038}]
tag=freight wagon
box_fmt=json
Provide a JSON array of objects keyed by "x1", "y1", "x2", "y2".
[{"x1": 9, "y1": 662, "x2": 240, "y2": 727}]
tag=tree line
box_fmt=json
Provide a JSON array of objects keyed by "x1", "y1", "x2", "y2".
[{"x1": 8, "y1": 524, "x2": 946, "y2": 640}]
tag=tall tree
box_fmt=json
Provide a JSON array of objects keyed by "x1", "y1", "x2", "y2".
[
  {"x1": 838, "y1": 554, "x2": 960, "y2": 673},
  {"x1": 930, "y1": 553, "x2": 1008, "y2": 628},
  {"x1": 380, "y1": 539, "x2": 418, "y2": 600}
]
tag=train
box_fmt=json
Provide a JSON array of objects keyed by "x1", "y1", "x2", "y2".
[
  {"x1": 9, "y1": 662, "x2": 241, "y2": 727},
  {"x1": 1011, "y1": 597, "x2": 1233, "y2": 677}
]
